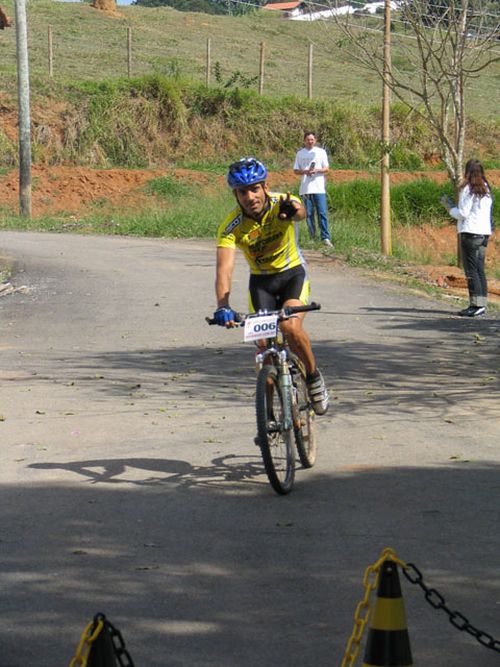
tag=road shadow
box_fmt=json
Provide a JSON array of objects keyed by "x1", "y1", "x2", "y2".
[
  {"x1": 30, "y1": 454, "x2": 264, "y2": 489},
  {"x1": 1, "y1": 463, "x2": 499, "y2": 666},
  {"x1": 5, "y1": 301, "x2": 498, "y2": 419},
  {"x1": 360, "y1": 305, "x2": 500, "y2": 335}
]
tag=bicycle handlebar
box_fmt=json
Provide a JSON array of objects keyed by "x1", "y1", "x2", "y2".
[
  {"x1": 205, "y1": 302, "x2": 321, "y2": 326},
  {"x1": 281, "y1": 302, "x2": 321, "y2": 316}
]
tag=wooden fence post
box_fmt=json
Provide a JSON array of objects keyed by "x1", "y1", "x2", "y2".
[
  {"x1": 48, "y1": 25, "x2": 53, "y2": 78},
  {"x1": 127, "y1": 26, "x2": 132, "y2": 78},
  {"x1": 206, "y1": 37, "x2": 211, "y2": 86},
  {"x1": 259, "y1": 41, "x2": 265, "y2": 95},
  {"x1": 307, "y1": 42, "x2": 313, "y2": 100}
]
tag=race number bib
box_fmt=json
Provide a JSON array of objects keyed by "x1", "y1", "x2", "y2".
[{"x1": 244, "y1": 314, "x2": 278, "y2": 342}]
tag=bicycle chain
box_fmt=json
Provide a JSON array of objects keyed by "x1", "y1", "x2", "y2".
[{"x1": 403, "y1": 562, "x2": 500, "y2": 653}]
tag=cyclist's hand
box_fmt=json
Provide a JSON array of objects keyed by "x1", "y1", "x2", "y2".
[
  {"x1": 213, "y1": 306, "x2": 239, "y2": 327},
  {"x1": 279, "y1": 193, "x2": 299, "y2": 220}
]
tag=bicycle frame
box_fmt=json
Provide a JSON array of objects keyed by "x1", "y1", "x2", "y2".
[{"x1": 255, "y1": 334, "x2": 295, "y2": 432}]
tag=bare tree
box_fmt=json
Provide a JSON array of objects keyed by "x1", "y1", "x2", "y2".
[{"x1": 328, "y1": 0, "x2": 500, "y2": 190}]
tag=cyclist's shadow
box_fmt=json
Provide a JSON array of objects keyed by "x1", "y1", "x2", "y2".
[{"x1": 29, "y1": 454, "x2": 265, "y2": 489}]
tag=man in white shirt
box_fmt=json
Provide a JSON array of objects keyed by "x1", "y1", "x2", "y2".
[{"x1": 293, "y1": 131, "x2": 332, "y2": 247}]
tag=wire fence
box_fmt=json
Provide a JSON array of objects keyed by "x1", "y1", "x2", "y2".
[
  {"x1": 0, "y1": 15, "x2": 345, "y2": 102},
  {"x1": 36, "y1": 26, "x2": 327, "y2": 100},
  {"x1": 0, "y1": 2, "x2": 498, "y2": 109}
]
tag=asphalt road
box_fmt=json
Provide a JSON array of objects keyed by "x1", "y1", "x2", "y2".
[{"x1": 0, "y1": 231, "x2": 499, "y2": 666}]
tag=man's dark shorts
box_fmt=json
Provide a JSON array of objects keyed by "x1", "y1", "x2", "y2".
[{"x1": 249, "y1": 265, "x2": 310, "y2": 312}]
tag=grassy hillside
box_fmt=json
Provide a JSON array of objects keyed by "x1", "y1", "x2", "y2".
[
  {"x1": 0, "y1": 0, "x2": 499, "y2": 114},
  {"x1": 1, "y1": 1, "x2": 401, "y2": 104},
  {"x1": 0, "y1": 1, "x2": 498, "y2": 171}
]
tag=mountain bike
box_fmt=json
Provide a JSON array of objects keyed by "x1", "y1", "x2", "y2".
[{"x1": 207, "y1": 303, "x2": 320, "y2": 495}]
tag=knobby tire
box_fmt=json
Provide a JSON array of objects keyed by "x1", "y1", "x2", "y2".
[
  {"x1": 256, "y1": 365, "x2": 295, "y2": 495},
  {"x1": 292, "y1": 363, "x2": 317, "y2": 468}
]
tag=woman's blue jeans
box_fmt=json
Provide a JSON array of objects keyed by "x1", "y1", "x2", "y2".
[
  {"x1": 460, "y1": 233, "x2": 489, "y2": 307},
  {"x1": 303, "y1": 193, "x2": 331, "y2": 241}
]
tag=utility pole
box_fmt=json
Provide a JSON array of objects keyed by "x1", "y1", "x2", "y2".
[
  {"x1": 14, "y1": 0, "x2": 32, "y2": 218},
  {"x1": 380, "y1": 0, "x2": 392, "y2": 255}
]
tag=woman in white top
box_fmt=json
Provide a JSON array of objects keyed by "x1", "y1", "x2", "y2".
[{"x1": 443, "y1": 159, "x2": 493, "y2": 317}]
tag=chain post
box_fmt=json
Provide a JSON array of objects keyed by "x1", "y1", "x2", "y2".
[
  {"x1": 69, "y1": 614, "x2": 135, "y2": 667},
  {"x1": 340, "y1": 547, "x2": 407, "y2": 667},
  {"x1": 341, "y1": 552, "x2": 500, "y2": 667}
]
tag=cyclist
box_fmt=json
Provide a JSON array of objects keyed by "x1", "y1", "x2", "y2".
[{"x1": 212, "y1": 157, "x2": 329, "y2": 415}]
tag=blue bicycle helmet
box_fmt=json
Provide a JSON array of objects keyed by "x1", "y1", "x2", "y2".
[{"x1": 227, "y1": 157, "x2": 268, "y2": 189}]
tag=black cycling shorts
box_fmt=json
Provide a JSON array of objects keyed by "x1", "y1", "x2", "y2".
[{"x1": 248, "y1": 265, "x2": 310, "y2": 312}]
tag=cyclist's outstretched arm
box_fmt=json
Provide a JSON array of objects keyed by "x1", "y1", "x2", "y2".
[
  {"x1": 215, "y1": 246, "x2": 236, "y2": 307},
  {"x1": 213, "y1": 246, "x2": 239, "y2": 327}
]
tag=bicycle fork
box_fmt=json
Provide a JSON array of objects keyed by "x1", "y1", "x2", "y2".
[
  {"x1": 278, "y1": 351, "x2": 294, "y2": 432},
  {"x1": 255, "y1": 349, "x2": 296, "y2": 433}
]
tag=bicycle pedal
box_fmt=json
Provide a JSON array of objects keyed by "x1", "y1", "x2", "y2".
[{"x1": 267, "y1": 421, "x2": 281, "y2": 433}]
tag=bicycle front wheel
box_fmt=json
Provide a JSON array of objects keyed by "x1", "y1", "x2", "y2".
[
  {"x1": 293, "y1": 367, "x2": 317, "y2": 468},
  {"x1": 256, "y1": 365, "x2": 295, "y2": 495}
]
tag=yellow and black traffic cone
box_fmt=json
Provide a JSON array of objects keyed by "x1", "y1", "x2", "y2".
[
  {"x1": 87, "y1": 618, "x2": 118, "y2": 667},
  {"x1": 362, "y1": 559, "x2": 413, "y2": 667}
]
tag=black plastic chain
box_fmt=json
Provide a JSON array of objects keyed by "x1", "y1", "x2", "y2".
[
  {"x1": 108, "y1": 622, "x2": 135, "y2": 667},
  {"x1": 402, "y1": 563, "x2": 500, "y2": 653},
  {"x1": 94, "y1": 613, "x2": 135, "y2": 666}
]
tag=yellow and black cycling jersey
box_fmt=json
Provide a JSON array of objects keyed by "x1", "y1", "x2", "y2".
[{"x1": 216, "y1": 193, "x2": 306, "y2": 275}]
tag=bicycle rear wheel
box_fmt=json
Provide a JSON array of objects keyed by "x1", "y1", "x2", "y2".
[
  {"x1": 293, "y1": 365, "x2": 317, "y2": 468},
  {"x1": 256, "y1": 365, "x2": 295, "y2": 495}
]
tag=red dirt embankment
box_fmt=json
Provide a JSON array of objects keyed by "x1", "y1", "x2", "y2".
[
  {"x1": 2, "y1": 166, "x2": 499, "y2": 219},
  {"x1": 0, "y1": 166, "x2": 499, "y2": 301}
]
